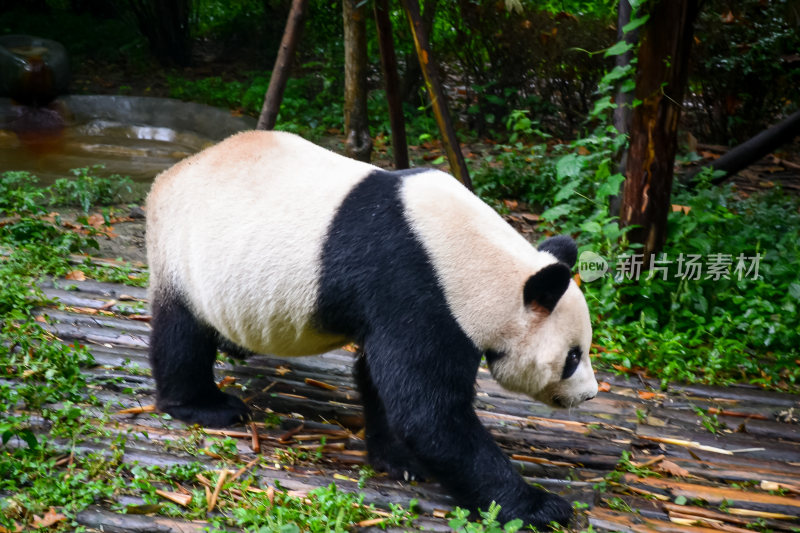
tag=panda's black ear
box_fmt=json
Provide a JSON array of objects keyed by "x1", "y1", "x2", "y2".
[
  {"x1": 523, "y1": 263, "x2": 572, "y2": 312},
  {"x1": 538, "y1": 235, "x2": 578, "y2": 269}
]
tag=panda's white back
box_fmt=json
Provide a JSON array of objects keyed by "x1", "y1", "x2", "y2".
[
  {"x1": 146, "y1": 130, "x2": 566, "y2": 358},
  {"x1": 147, "y1": 131, "x2": 375, "y2": 355}
]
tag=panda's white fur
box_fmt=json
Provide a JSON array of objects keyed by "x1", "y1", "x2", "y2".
[{"x1": 147, "y1": 130, "x2": 596, "y2": 406}]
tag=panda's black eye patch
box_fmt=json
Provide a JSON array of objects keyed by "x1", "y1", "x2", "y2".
[{"x1": 561, "y1": 346, "x2": 582, "y2": 380}]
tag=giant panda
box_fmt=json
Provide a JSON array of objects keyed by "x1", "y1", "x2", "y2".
[{"x1": 145, "y1": 130, "x2": 598, "y2": 528}]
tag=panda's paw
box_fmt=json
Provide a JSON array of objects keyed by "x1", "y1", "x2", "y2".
[
  {"x1": 511, "y1": 490, "x2": 573, "y2": 530},
  {"x1": 159, "y1": 392, "x2": 251, "y2": 428},
  {"x1": 368, "y1": 447, "x2": 427, "y2": 482}
]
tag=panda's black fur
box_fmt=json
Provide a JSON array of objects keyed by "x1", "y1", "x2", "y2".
[{"x1": 146, "y1": 131, "x2": 596, "y2": 528}]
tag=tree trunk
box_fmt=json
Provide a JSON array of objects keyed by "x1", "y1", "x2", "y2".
[
  {"x1": 686, "y1": 109, "x2": 800, "y2": 186},
  {"x1": 401, "y1": 0, "x2": 472, "y2": 190},
  {"x1": 256, "y1": 0, "x2": 307, "y2": 131},
  {"x1": 620, "y1": 0, "x2": 698, "y2": 259},
  {"x1": 374, "y1": 0, "x2": 409, "y2": 169},
  {"x1": 612, "y1": 0, "x2": 637, "y2": 140},
  {"x1": 343, "y1": 0, "x2": 372, "y2": 162},
  {"x1": 609, "y1": 0, "x2": 638, "y2": 217}
]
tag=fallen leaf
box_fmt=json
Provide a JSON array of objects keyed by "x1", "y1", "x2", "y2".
[
  {"x1": 503, "y1": 199, "x2": 519, "y2": 210},
  {"x1": 275, "y1": 366, "x2": 292, "y2": 376},
  {"x1": 31, "y1": 508, "x2": 66, "y2": 528},
  {"x1": 638, "y1": 390, "x2": 658, "y2": 400},
  {"x1": 217, "y1": 376, "x2": 236, "y2": 387},
  {"x1": 65, "y1": 270, "x2": 86, "y2": 281},
  {"x1": 598, "y1": 381, "x2": 611, "y2": 392},
  {"x1": 87, "y1": 213, "x2": 106, "y2": 227},
  {"x1": 657, "y1": 460, "x2": 691, "y2": 478}
]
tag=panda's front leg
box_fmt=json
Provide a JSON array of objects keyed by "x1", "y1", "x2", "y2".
[
  {"x1": 364, "y1": 336, "x2": 573, "y2": 529},
  {"x1": 148, "y1": 291, "x2": 250, "y2": 427}
]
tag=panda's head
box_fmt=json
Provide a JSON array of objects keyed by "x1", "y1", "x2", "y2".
[{"x1": 487, "y1": 236, "x2": 597, "y2": 408}]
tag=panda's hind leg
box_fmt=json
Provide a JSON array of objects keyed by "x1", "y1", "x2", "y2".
[
  {"x1": 354, "y1": 354, "x2": 426, "y2": 481},
  {"x1": 149, "y1": 290, "x2": 250, "y2": 427}
]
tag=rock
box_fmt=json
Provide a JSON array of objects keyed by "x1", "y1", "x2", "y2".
[{"x1": 0, "y1": 35, "x2": 70, "y2": 106}]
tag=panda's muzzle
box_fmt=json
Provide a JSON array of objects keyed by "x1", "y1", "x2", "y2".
[{"x1": 552, "y1": 391, "x2": 596, "y2": 408}]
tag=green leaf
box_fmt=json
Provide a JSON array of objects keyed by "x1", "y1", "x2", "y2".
[
  {"x1": 580, "y1": 221, "x2": 603, "y2": 234},
  {"x1": 554, "y1": 180, "x2": 578, "y2": 202},
  {"x1": 597, "y1": 173, "x2": 625, "y2": 201},
  {"x1": 590, "y1": 95, "x2": 616, "y2": 118},
  {"x1": 788, "y1": 283, "x2": 800, "y2": 300},
  {"x1": 674, "y1": 495, "x2": 688, "y2": 505},
  {"x1": 541, "y1": 204, "x2": 572, "y2": 221},
  {"x1": 604, "y1": 40, "x2": 634, "y2": 58},
  {"x1": 485, "y1": 94, "x2": 505, "y2": 106},
  {"x1": 622, "y1": 14, "x2": 650, "y2": 34},
  {"x1": 620, "y1": 78, "x2": 636, "y2": 93},
  {"x1": 556, "y1": 154, "x2": 582, "y2": 180},
  {"x1": 601, "y1": 64, "x2": 632, "y2": 85}
]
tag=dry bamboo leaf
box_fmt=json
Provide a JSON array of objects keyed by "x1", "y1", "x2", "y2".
[
  {"x1": 202, "y1": 449, "x2": 223, "y2": 460},
  {"x1": 638, "y1": 435, "x2": 733, "y2": 455},
  {"x1": 626, "y1": 485, "x2": 670, "y2": 501},
  {"x1": 231, "y1": 457, "x2": 260, "y2": 482},
  {"x1": 759, "y1": 480, "x2": 800, "y2": 494},
  {"x1": 155, "y1": 489, "x2": 192, "y2": 507},
  {"x1": 276, "y1": 392, "x2": 307, "y2": 400},
  {"x1": 633, "y1": 454, "x2": 665, "y2": 468},
  {"x1": 203, "y1": 428, "x2": 251, "y2": 439},
  {"x1": 333, "y1": 473, "x2": 359, "y2": 482},
  {"x1": 250, "y1": 421, "x2": 261, "y2": 453},
  {"x1": 624, "y1": 474, "x2": 800, "y2": 511},
  {"x1": 356, "y1": 518, "x2": 386, "y2": 527},
  {"x1": 432, "y1": 509, "x2": 449, "y2": 518},
  {"x1": 726, "y1": 508, "x2": 797, "y2": 520},
  {"x1": 337, "y1": 449, "x2": 367, "y2": 457},
  {"x1": 275, "y1": 365, "x2": 292, "y2": 376},
  {"x1": 512, "y1": 454, "x2": 575, "y2": 467},
  {"x1": 207, "y1": 470, "x2": 228, "y2": 512},
  {"x1": 304, "y1": 377, "x2": 338, "y2": 391},
  {"x1": 707, "y1": 408, "x2": 768, "y2": 420},
  {"x1": 662, "y1": 503, "x2": 750, "y2": 525},
  {"x1": 117, "y1": 404, "x2": 155, "y2": 415}
]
